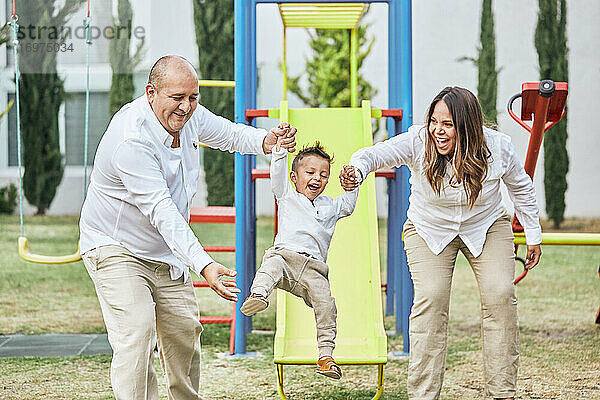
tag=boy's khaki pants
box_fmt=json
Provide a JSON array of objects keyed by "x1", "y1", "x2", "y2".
[
  {"x1": 403, "y1": 216, "x2": 519, "y2": 400},
  {"x1": 83, "y1": 245, "x2": 203, "y2": 400},
  {"x1": 251, "y1": 246, "x2": 337, "y2": 358}
]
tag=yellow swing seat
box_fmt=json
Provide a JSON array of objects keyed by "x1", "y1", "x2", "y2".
[{"x1": 18, "y1": 236, "x2": 82, "y2": 264}]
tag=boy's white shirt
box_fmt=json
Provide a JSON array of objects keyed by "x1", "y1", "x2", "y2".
[{"x1": 270, "y1": 148, "x2": 359, "y2": 262}]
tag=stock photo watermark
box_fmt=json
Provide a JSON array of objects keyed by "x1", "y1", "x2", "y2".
[{"x1": 9, "y1": 19, "x2": 145, "y2": 53}]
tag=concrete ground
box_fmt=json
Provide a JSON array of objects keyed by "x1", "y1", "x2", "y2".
[{"x1": 0, "y1": 334, "x2": 111, "y2": 358}]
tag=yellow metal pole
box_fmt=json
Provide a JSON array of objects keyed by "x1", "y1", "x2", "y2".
[
  {"x1": 276, "y1": 364, "x2": 288, "y2": 399},
  {"x1": 350, "y1": 27, "x2": 358, "y2": 107},
  {"x1": 282, "y1": 27, "x2": 288, "y2": 101},
  {"x1": 198, "y1": 80, "x2": 236, "y2": 87},
  {"x1": 370, "y1": 364, "x2": 385, "y2": 400},
  {"x1": 513, "y1": 232, "x2": 600, "y2": 246}
]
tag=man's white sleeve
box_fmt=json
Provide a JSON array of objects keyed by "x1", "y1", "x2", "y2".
[
  {"x1": 194, "y1": 104, "x2": 268, "y2": 155},
  {"x1": 113, "y1": 139, "x2": 214, "y2": 276}
]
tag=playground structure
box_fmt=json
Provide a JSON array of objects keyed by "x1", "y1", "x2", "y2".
[
  {"x1": 506, "y1": 80, "x2": 600, "y2": 289},
  {"x1": 506, "y1": 80, "x2": 600, "y2": 325},
  {"x1": 233, "y1": 1, "x2": 414, "y2": 365},
  {"x1": 231, "y1": 1, "x2": 414, "y2": 397}
]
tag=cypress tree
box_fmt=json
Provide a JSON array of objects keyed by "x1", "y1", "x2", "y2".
[
  {"x1": 16, "y1": 0, "x2": 83, "y2": 215},
  {"x1": 0, "y1": 24, "x2": 12, "y2": 119},
  {"x1": 0, "y1": 22, "x2": 8, "y2": 47},
  {"x1": 457, "y1": 0, "x2": 498, "y2": 124},
  {"x1": 477, "y1": 0, "x2": 497, "y2": 124},
  {"x1": 192, "y1": 0, "x2": 235, "y2": 206},
  {"x1": 109, "y1": 0, "x2": 145, "y2": 117},
  {"x1": 287, "y1": 24, "x2": 376, "y2": 108},
  {"x1": 535, "y1": 0, "x2": 569, "y2": 228}
]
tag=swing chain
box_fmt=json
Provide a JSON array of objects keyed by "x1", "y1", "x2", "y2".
[
  {"x1": 84, "y1": 16, "x2": 91, "y2": 45},
  {"x1": 10, "y1": 14, "x2": 19, "y2": 47}
]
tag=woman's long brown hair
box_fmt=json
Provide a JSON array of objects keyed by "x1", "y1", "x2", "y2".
[{"x1": 423, "y1": 87, "x2": 491, "y2": 208}]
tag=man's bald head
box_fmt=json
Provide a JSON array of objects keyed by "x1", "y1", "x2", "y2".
[
  {"x1": 145, "y1": 56, "x2": 200, "y2": 136},
  {"x1": 148, "y1": 55, "x2": 198, "y2": 92}
]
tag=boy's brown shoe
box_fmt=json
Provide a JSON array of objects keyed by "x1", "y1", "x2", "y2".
[
  {"x1": 240, "y1": 293, "x2": 268, "y2": 316},
  {"x1": 316, "y1": 356, "x2": 342, "y2": 379}
]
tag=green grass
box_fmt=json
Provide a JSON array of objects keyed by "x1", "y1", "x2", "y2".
[{"x1": 0, "y1": 215, "x2": 599, "y2": 399}]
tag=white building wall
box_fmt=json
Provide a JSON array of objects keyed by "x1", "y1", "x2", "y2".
[{"x1": 1, "y1": 0, "x2": 598, "y2": 218}]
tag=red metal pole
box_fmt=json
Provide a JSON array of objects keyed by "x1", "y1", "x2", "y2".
[{"x1": 522, "y1": 96, "x2": 551, "y2": 179}]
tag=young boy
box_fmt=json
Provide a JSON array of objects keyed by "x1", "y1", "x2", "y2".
[{"x1": 240, "y1": 135, "x2": 358, "y2": 380}]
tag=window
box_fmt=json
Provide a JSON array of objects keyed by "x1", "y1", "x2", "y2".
[
  {"x1": 6, "y1": 91, "x2": 110, "y2": 167},
  {"x1": 64, "y1": 92, "x2": 110, "y2": 166}
]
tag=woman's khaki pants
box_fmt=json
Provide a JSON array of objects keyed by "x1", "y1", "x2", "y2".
[
  {"x1": 403, "y1": 216, "x2": 518, "y2": 400},
  {"x1": 83, "y1": 245, "x2": 204, "y2": 400}
]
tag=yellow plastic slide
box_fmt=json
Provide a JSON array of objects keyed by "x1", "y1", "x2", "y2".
[{"x1": 273, "y1": 101, "x2": 387, "y2": 399}]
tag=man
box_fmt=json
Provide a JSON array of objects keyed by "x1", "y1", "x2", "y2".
[{"x1": 79, "y1": 55, "x2": 296, "y2": 400}]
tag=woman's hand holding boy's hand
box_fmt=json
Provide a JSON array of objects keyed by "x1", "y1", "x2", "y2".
[{"x1": 339, "y1": 165, "x2": 361, "y2": 191}]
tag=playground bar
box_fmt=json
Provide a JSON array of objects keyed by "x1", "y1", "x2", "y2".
[
  {"x1": 199, "y1": 79, "x2": 235, "y2": 87},
  {"x1": 513, "y1": 232, "x2": 600, "y2": 246}
]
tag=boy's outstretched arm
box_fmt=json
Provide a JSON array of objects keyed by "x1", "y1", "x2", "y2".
[
  {"x1": 270, "y1": 135, "x2": 292, "y2": 199},
  {"x1": 335, "y1": 165, "x2": 360, "y2": 217}
]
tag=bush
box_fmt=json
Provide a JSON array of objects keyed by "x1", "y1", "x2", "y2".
[{"x1": 0, "y1": 183, "x2": 17, "y2": 214}]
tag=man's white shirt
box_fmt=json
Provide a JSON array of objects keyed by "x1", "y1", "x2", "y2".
[
  {"x1": 350, "y1": 125, "x2": 542, "y2": 257},
  {"x1": 79, "y1": 96, "x2": 267, "y2": 281},
  {"x1": 270, "y1": 148, "x2": 358, "y2": 262}
]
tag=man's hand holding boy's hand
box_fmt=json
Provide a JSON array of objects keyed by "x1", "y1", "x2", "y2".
[
  {"x1": 339, "y1": 165, "x2": 361, "y2": 191},
  {"x1": 264, "y1": 122, "x2": 297, "y2": 154}
]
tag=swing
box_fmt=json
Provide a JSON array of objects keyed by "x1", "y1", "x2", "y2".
[{"x1": 12, "y1": 0, "x2": 92, "y2": 264}]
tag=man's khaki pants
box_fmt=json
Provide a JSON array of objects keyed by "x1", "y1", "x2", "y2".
[
  {"x1": 403, "y1": 216, "x2": 518, "y2": 400},
  {"x1": 83, "y1": 245, "x2": 203, "y2": 400},
  {"x1": 251, "y1": 246, "x2": 337, "y2": 358}
]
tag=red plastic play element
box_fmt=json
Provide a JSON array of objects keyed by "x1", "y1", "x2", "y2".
[
  {"x1": 513, "y1": 264, "x2": 528, "y2": 285},
  {"x1": 193, "y1": 281, "x2": 236, "y2": 354},
  {"x1": 203, "y1": 245, "x2": 236, "y2": 253},
  {"x1": 251, "y1": 168, "x2": 396, "y2": 180},
  {"x1": 508, "y1": 81, "x2": 567, "y2": 285},
  {"x1": 245, "y1": 108, "x2": 403, "y2": 123},
  {"x1": 381, "y1": 109, "x2": 403, "y2": 120},
  {"x1": 189, "y1": 208, "x2": 237, "y2": 354},
  {"x1": 245, "y1": 109, "x2": 269, "y2": 123},
  {"x1": 189, "y1": 206, "x2": 235, "y2": 224},
  {"x1": 508, "y1": 81, "x2": 568, "y2": 184}
]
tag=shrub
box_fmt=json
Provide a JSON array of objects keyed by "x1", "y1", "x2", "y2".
[{"x1": 0, "y1": 183, "x2": 17, "y2": 214}]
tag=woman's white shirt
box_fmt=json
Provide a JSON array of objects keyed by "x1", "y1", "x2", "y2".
[{"x1": 349, "y1": 125, "x2": 541, "y2": 257}]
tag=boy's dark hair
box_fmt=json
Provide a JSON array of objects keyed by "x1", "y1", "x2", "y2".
[{"x1": 291, "y1": 141, "x2": 333, "y2": 172}]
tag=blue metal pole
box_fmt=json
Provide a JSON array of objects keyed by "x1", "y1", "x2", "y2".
[
  {"x1": 387, "y1": 0, "x2": 401, "y2": 326},
  {"x1": 245, "y1": 0, "x2": 258, "y2": 335},
  {"x1": 397, "y1": 0, "x2": 413, "y2": 354},
  {"x1": 234, "y1": 0, "x2": 249, "y2": 354},
  {"x1": 385, "y1": 0, "x2": 400, "y2": 320}
]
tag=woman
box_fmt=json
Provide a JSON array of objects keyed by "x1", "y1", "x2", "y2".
[{"x1": 340, "y1": 86, "x2": 542, "y2": 400}]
